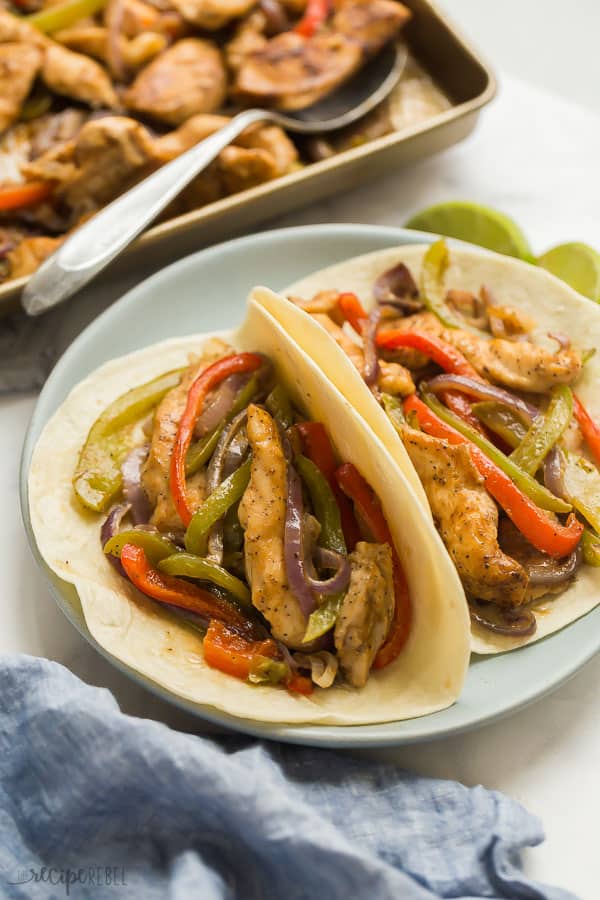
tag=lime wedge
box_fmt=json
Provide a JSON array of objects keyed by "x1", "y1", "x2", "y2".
[
  {"x1": 404, "y1": 201, "x2": 533, "y2": 261},
  {"x1": 538, "y1": 243, "x2": 600, "y2": 302}
]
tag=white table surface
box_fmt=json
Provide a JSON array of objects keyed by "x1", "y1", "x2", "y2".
[{"x1": 4, "y1": 4, "x2": 600, "y2": 898}]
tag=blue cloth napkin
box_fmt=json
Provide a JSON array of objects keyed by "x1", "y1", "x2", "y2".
[{"x1": 0, "y1": 656, "x2": 575, "y2": 900}]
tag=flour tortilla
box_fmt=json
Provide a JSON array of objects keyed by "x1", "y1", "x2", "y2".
[
  {"x1": 29, "y1": 295, "x2": 470, "y2": 725},
  {"x1": 255, "y1": 245, "x2": 600, "y2": 654}
]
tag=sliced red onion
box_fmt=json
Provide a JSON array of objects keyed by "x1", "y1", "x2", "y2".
[
  {"x1": 206, "y1": 410, "x2": 249, "y2": 564},
  {"x1": 306, "y1": 547, "x2": 351, "y2": 596},
  {"x1": 194, "y1": 374, "x2": 245, "y2": 438},
  {"x1": 548, "y1": 331, "x2": 571, "y2": 351},
  {"x1": 543, "y1": 446, "x2": 567, "y2": 499},
  {"x1": 284, "y1": 464, "x2": 317, "y2": 618},
  {"x1": 362, "y1": 308, "x2": 381, "y2": 387},
  {"x1": 101, "y1": 503, "x2": 131, "y2": 574},
  {"x1": 469, "y1": 601, "x2": 537, "y2": 637},
  {"x1": 373, "y1": 262, "x2": 421, "y2": 312},
  {"x1": 122, "y1": 445, "x2": 151, "y2": 525},
  {"x1": 426, "y1": 374, "x2": 539, "y2": 422},
  {"x1": 223, "y1": 427, "x2": 249, "y2": 479},
  {"x1": 162, "y1": 603, "x2": 210, "y2": 632},
  {"x1": 528, "y1": 543, "x2": 582, "y2": 586}
]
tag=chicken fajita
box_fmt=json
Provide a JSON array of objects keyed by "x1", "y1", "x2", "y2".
[
  {"x1": 257, "y1": 243, "x2": 600, "y2": 652},
  {"x1": 0, "y1": 0, "x2": 452, "y2": 286},
  {"x1": 29, "y1": 297, "x2": 469, "y2": 724}
]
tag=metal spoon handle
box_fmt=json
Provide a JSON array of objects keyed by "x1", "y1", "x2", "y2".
[{"x1": 22, "y1": 107, "x2": 267, "y2": 315}]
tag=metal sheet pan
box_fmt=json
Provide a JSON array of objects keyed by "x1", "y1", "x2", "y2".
[{"x1": 0, "y1": 0, "x2": 496, "y2": 315}]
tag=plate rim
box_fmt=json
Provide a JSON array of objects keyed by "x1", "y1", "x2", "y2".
[{"x1": 20, "y1": 223, "x2": 600, "y2": 748}]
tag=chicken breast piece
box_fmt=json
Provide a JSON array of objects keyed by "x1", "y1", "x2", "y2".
[
  {"x1": 235, "y1": 123, "x2": 298, "y2": 175},
  {"x1": 312, "y1": 313, "x2": 415, "y2": 396},
  {"x1": 225, "y1": 9, "x2": 268, "y2": 73},
  {"x1": 334, "y1": 541, "x2": 394, "y2": 687},
  {"x1": 289, "y1": 290, "x2": 345, "y2": 324},
  {"x1": 0, "y1": 10, "x2": 48, "y2": 47},
  {"x1": 379, "y1": 310, "x2": 582, "y2": 390},
  {"x1": 170, "y1": 0, "x2": 257, "y2": 29},
  {"x1": 0, "y1": 43, "x2": 42, "y2": 135},
  {"x1": 5, "y1": 235, "x2": 63, "y2": 279},
  {"x1": 142, "y1": 341, "x2": 233, "y2": 532},
  {"x1": 218, "y1": 145, "x2": 278, "y2": 194},
  {"x1": 41, "y1": 44, "x2": 119, "y2": 109},
  {"x1": 401, "y1": 428, "x2": 528, "y2": 607},
  {"x1": 444, "y1": 330, "x2": 582, "y2": 393},
  {"x1": 24, "y1": 116, "x2": 157, "y2": 219},
  {"x1": 238, "y1": 404, "x2": 309, "y2": 649},
  {"x1": 332, "y1": 0, "x2": 411, "y2": 55},
  {"x1": 235, "y1": 31, "x2": 361, "y2": 111},
  {"x1": 54, "y1": 25, "x2": 167, "y2": 74},
  {"x1": 124, "y1": 39, "x2": 227, "y2": 125},
  {"x1": 152, "y1": 114, "x2": 230, "y2": 162}
]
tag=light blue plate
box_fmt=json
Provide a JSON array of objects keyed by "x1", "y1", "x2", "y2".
[{"x1": 20, "y1": 224, "x2": 600, "y2": 747}]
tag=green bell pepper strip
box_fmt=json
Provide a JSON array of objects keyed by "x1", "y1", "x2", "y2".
[
  {"x1": 28, "y1": 0, "x2": 108, "y2": 32},
  {"x1": 561, "y1": 451, "x2": 600, "y2": 534},
  {"x1": 185, "y1": 457, "x2": 252, "y2": 555},
  {"x1": 510, "y1": 385, "x2": 573, "y2": 475},
  {"x1": 185, "y1": 372, "x2": 261, "y2": 477},
  {"x1": 265, "y1": 383, "x2": 294, "y2": 429},
  {"x1": 73, "y1": 368, "x2": 183, "y2": 513},
  {"x1": 158, "y1": 553, "x2": 251, "y2": 607},
  {"x1": 582, "y1": 528, "x2": 600, "y2": 566},
  {"x1": 223, "y1": 502, "x2": 244, "y2": 551},
  {"x1": 381, "y1": 392, "x2": 406, "y2": 427},
  {"x1": 296, "y1": 455, "x2": 346, "y2": 555},
  {"x1": 420, "y1": 240, "x2": 481, "y2": 332},
  {"x1": 296, "y1": 454, "x2": 348, "y2": 643},
  {"x1": 248, "y1": 657, "x2": 289, "y2": 685},
  {"x1": 471, "y1": 402, "x2": 527, "y2": 449},
  {"x1": 103, "y1": 530, "x2": 179, "y2": 567},
  {"x1": 422, "y1": 392, "x2": 572, "y2": 514}
]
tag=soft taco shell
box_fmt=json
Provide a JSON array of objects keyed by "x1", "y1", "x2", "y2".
[
  {"x1": 255, "y1": 245, "x2": 600, "y2": 654},
  {"x1": 29, "y1": 296, "x2": 470, "y2": 725}
]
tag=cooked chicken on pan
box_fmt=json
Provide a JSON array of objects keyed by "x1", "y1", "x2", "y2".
[{"x1": 0, "y1": 0, "x2": 449, "y2": 287}]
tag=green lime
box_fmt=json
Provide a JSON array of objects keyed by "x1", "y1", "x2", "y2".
[
  {"x1": 538, "y1": 242, "x2": 600, "y2": 302},
  {"x1": 404, "y1": 201, "x2": 533, "y2": 261}
]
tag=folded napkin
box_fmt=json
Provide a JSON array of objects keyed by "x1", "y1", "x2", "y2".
[{"x1": 0, "y1": 656, "x2": 576, "y2": 900}]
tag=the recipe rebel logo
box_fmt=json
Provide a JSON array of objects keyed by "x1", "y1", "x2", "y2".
[{"x1": 5, "y1": 864, "x2": 127, "y2": 895}]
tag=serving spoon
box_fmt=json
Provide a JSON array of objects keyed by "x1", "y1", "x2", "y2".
[{"x1": 23, "y1": 42, "x2": 407, "y2": 315}]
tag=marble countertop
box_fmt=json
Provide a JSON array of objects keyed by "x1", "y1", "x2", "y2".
[{"x1": 3, "y1": 4, "x2": 600, "y2": 897}]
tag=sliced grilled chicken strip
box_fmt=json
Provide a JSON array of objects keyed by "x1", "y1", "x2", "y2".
[
  {"x1": 401, "y1": 427, "x2": 529, "y2": 607},
  {"x1": 334, "y1": 541, "x2": 394, "y2": 687}
]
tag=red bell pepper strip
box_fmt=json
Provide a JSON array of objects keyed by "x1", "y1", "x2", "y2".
[
  {"x1": 334, "y1": 463, "x2": 412, "y2": 669},
  {"x1": 337, "y1": 291, "x2": 368, "y2": 335},
  {"x1": 295, "y1": 421, "x2": 361, "y2": 550},
  {"x1": 286, "y1": 672, "x2": 314, "y2": 695},
  {"x1": 203, "y1": 620, "x2": 279, "y2": 680},
  {"x1": 377, "y1": 329, "x2": 488, "y2": 432},
  {"x1": 0, "y1": 181, "x2": 53, "y2": 211},
  {"x1": 573, "y1": 395, "x2": 600, "y2": 469},
  {"x1": 377, "y1": 329, "x2": 480, "y2": 378},
  {"x1": 120, "y1": 543, "x2": 250, "y2": 628},
  {"x1": 404, "y1": 395, "x2": 583, "y2": 558},
  {"x1": 170, "y1": 353, "x2": 263, "y2": 526},
  {"x1": 294, "y1": 0, "x2": 330, "y2": 37}
]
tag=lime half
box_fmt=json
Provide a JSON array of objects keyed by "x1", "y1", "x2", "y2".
[
  {"x1": 538, "y1": 243, "x2": 600, "y2": 302},
  {"x1": 404, "y1": 201, "x2": 533, "y2": 261}
]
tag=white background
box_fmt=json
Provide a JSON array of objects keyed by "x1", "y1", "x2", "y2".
[{"x1": 3, "y1": 2, "x2": 600, "y2": 898}]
